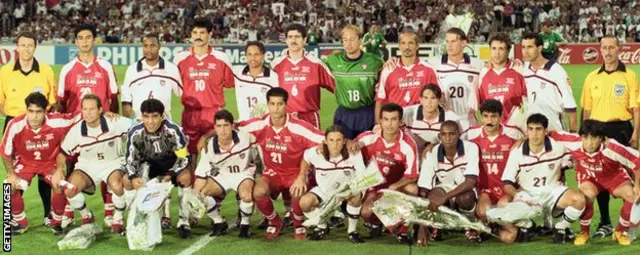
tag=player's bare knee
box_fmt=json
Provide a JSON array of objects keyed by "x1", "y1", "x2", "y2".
[
  {"x1": 238, "y1": 182, "x2": 254, "y2": 203},
  {"x1": 299, "y1": 195, "x2": 316, "y2": 212},
  {"x1": 402, "y1": 183, "x2": 419, "y2": 196},
  {"x1": 455, "y1": 191, "x2": 477, "y2": 211},
  {"x1": 347, "y1": 195, "x2": 362, "y2": 207},
  {"x1": 567, "y1": 190, "x2": 586, "y2": 208}
]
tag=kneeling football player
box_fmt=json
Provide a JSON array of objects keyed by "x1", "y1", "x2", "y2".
[
  {"x1": 122, "y1": 99, "x2": 195, "y2": 239},
  {"x1": 498, "y1": 114, "x2": 586, "y2": 244},
  {"x1": 299, "y1": 125, "x2": 366, "y2": 243},
  {"x1": 354, "y1": 103, "x2": 420, "y2": 244},
  {"x1": 417, "y1": 121, "x2": 482, "y2": 243},
  {"x1": 193, "y1": 110, "x2": 256, "y2": 238},
  {"x1": 53, "y1": 94, "x2": 133, "y2": 234},
  {"x1": 549, "y1": 119, "x2": 640, "y2": 246}
]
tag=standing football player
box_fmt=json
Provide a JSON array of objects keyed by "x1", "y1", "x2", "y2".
[
  {"x1": 121, "y1": 33, "x2": 182, "y2": 121},
  {"x1": 271, "y1": 23, "x2": 336, "y2": 129},
  {"x1": 57, "y1": 23, "x2": 119, "y2": 228},
  {"x1": 478, "y1": 33, "x2": 527, "y2": 126},
  {"x1": 520, "y1": 32, "x2": 577, "y2": 132},
  {"x1": 234, "y1": 41, "x2": 279, "y2": 121},
  {"x1": 427, "y1": 28, "x2": 485, "y2": 131}
]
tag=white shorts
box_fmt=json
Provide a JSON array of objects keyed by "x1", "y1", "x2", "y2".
[
  {"x1": 209, "y1": 172, "x2": 254, "y2": 194},
  {"x1": 74, "y1": 159, "x2": 125, "y2": 194},
  {"x1": 309, "y1": 186, "x2": 336, "y2": 204},
  {"x1": 514, "y1": 185, "x2": 569, "y2": 218}
]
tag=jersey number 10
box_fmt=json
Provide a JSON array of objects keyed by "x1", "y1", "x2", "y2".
[{"x1": 195, "y1": 80, "x2": 206, "y2": 92}]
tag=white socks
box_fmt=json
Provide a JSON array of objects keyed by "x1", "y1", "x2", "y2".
[
  {"x1": 556, "y1": 206, "x2": 584, "y2": 230},
  {"x1": 346, "y1": 205, "x2": 361, "y2": 233},
  {"x1": 239, "y1": 201, "x2": 254, "y2": 225},
  {"x1": 68, "y1": 193, "x2": 91, "y2": 218}
]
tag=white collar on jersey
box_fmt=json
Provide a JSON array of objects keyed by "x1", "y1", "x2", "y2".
[{"x1": 136, "y1": 57, "x2": 166, "y2": 72}]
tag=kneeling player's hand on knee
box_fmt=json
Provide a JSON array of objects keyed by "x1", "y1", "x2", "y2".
[
  {"x1": 5, "y1": 173, "x2": 19, "y2": 189},
  {"x1": 290, "y1": 177, "x2": 307, "y2": 198},
  {"x1": 428, "y1": 196, "x2": 446, "y2": 212},
  {"x1": 51, "y1": 170, "x2": 65, "y2": 190},
  {"x1": 132, "y1": 177, "x2": 145, "y2": 190}
]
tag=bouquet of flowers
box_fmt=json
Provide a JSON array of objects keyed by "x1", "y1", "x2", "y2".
[
  {"x1": 372, "y1": 190, "x2": 491, "y2": 234},
  {"x1": 57, "y1": 223, "x2": 103, "y2": 250},
  {"x1": 126, "y1": 179, "x2": 173, "y2": 250}
]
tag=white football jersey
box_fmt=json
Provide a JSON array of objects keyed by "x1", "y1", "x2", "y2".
[
  {"x1": 502, "y1": 137, "x2": 568, "y2": 191},
  {"x1": 233, "y1": 65, "x2": 280, "y2": 121},
  {"x1": 427, "y1": 54, "x2": 484, "y2": 129},
  {"x1": 402, "y1": 104, "x2": 459, "y2": 151},
  {"x1": 194, "y1": 130, "x2": 257, "y2": 177},
  {"x1": 303, "y1": 148, "x2": 366, "y2": 191},
  {"x1": 418, "y1": 140, "x2": 480, "y2": 190},
  {"x1": 121, "y1": 58, "x2": 183, "y2": 120},
  {"x1": 522, "y1": 61, "x2": 576, "y2": 131},
  {"x1": 61, "y1": 116, "x2": 133, "y2": 164}
]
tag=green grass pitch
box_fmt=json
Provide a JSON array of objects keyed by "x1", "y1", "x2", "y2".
[{"x1": 1, "y1": 64, "x2": 639, "y2": 255}]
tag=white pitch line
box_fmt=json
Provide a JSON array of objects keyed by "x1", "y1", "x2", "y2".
[{"x1": 177, "y1": 235, "x2": 216, "y2": 255}]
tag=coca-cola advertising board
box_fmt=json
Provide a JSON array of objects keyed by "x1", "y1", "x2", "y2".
[{"x1": 514, "y1": 43, "x2": 640, "y2": 65}]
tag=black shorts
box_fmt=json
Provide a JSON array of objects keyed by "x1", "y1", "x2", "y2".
[{"x1": 602, "y1": 121, "x2": 633, "y2": 146}]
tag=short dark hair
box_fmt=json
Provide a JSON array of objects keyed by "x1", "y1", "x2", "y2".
[
  {"x1": 446, "y1": 27, "x2": 468, "y2": 41},
  {"x1": 82, "y1": 94, "x2": 102, "y2": 109},
  {"x1": 141, "y1": 33, "x2": 160, "y2": 44},
  {"x1": 140, "y1": 99, "x2": 165, "y2": 115},
  {"x1": 214, "y1": 109, "x2": 235, "y2": 124},
  {"x1": 245, "y1": 41, "x2": 266, "y2": 54},
  {"x1": 193, "y1": 17, "x2": 213, "y2": 33},
  {"x1": 380, "y1": 103, "x2": 403, "y2": 119},
  {"x1": 579, "y1": 119, "x2": 606, "y2": 138},
  {"x1": 322, "y1": 125, "x2": 349, "y2": 161},
  {"x1": 420, "y1": 83, "x2": 442, "y2": 99},
  {"x1": 600, "y1": 34, "x2": 620, "y2": 47},
  {"x1": 522, "y1": 32, "x2": 543, "y2": 47},
  {"x1": 526, "y1": 113, "x2": 548, "y2": 129},
  {"x1": 441, "y1": 120, "x2": 461, "y2": 134},
  {"x1": 75, "y1": 23, "x2": 97, "y2": 38},
  {"x1": 25, "y1": 92, "x2": 48, "y2": 110},
  {"x1": 285, "y1": 23, "x2": 307, "y2": 38},
  {"x1": 488, "y1": 32, "x2": 512, "y2": 51},
  {"x1": 16, "y1": 32, "x2": 37, "y2": 46},
  {"x1": 266, "y1": 87, "x2": 288, "y2": 103},
  {"x1": 479, "y1": 99, "x2": 503, "y2": 116}
]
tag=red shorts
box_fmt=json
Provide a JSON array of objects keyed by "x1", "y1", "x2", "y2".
[
  {"x1": 182, "y1": 108, "x2": 219, "y2": 153},
  {"x1": 480, "y1": 187, "x2": 505, "y2": 204},
  {"x1": 292, "y1": 111, "x2": 320, "y2": 129},
  {"x1": 13, "y1": 163, "x2": 55, "y2": 185},
  {"x1": 576, "y1": 170, "x2": 632, "y2": 195},
  {"x1": 261, "y1": 175, "x2": 296, "y2": 198}
]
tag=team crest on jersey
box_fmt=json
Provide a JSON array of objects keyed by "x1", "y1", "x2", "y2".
[
  {"x1": 261, "y1": 88, "x2": 268, "y2": 93},
  {"x1": 393, "y1": 153, "x2": 402, "y2": 161},
  {"x1": 500, "y1": 144, "x2": 511, "y2": 151},
  {"x1": 239, "y1": 152, "x2": 246, "y2": 159},
  {"x1": 344, "y1": 170, "x2": 351, "y2": 176},
  {"x1": 160, "y1": 80, "x2": 166, "y2": 87},
  {"x1": 614, "y1": 84, "x2": 625, "y2": 96},
  {"x1": 95, "y1": 72, "x2": 103, "y2": 79},
  {"x1": 208, "y1": 63, "x2": 216, "y2": 70},
  {"x1": 416, "y1": 71, "x2": 424, "y2": 77},
  {"x1": 284, "y1": 136, "x2": 292, "y2": 143},
  {"x1": 302, "y1": 66, "x2": 310, "y2": 73},
  {"x1": 108, "y1": 141, "x2": 115, "y2": 147},
  {"x1": 468, "y1": 76, "x2": 474, "y2": 82},
  {"x1": 548, "y1": 163, "x2": 555, "y2": 170},
  {"x1": 506, "y1": 78, "x2": 515, "y2": 84},
  {"x1": 361, "y1": 64, "x2": 367, "y2": 70},
  {"x1": 33, "y1": 86, "x2": 44, "y2": 93},
  {"x1": 46, "y1": 134, "x2": 54, "y2": 140},
  {"x1": 540, "y1": 82, "x2": 546, "y2": 89}
]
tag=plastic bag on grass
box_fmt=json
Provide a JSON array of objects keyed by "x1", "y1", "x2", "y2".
[
  {"x1": 126, "y1": 180, "x2": 173, "y2": 250},
  {"x1": 57, "y1": 223, "x2": 103, "y2": 250}
]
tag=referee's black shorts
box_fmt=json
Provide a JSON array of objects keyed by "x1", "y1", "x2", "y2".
[{"x1": 602, "y1": 120, "x2": 633, "y2": 146}]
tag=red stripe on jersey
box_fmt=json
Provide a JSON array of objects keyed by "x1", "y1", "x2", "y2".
[{"x1": 605, "y1": 141, "x2": 640, "y2": 171}]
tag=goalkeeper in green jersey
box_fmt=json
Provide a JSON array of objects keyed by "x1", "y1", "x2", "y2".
[
  {"x1": 325, "y1": 24, "x2": 384, "y2": 140},
  {"x1": 362, "y1": 23, "x2": 387, "y2": 58}
]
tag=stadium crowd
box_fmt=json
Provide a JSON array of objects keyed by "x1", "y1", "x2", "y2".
[{"x1": 1, "y1": 0, "x2": 637, "y2": 45}]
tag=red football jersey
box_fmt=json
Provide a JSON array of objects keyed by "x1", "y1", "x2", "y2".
[
  {"x1": 549, "y1": 131, "x2": 640, "y2": 180},
  {"x1": 377, "y1": 59, "x2": 439, "y2": 107},
  {"x1": 174, "y1": 47, "x2": 235, "y2": 110},
  {"x1": 1, "y1": 113, "x2": 78, "y2": 170},
  {"x1": 238, "y1": 114, "x2": 324, "y2": 180},
  {"x1": 355, "y1": 130, "x2": 419, "y2": 187},
  {"x1": 478, "y1": 66, "x2": 526, "y2": 123},
  {"x1": 57, "y1": 56, "x2": 118, "y2": 114},
  {"x1": 270, "y1": 50, "x2": 335, "y2": 113},
  {"x1": 466, "y1": 124, "x2": 524, "y2": 191}
]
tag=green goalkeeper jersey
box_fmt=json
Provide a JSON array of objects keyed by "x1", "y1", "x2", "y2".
[{"x1": 324, "y1": 51, "x2": 383, "y2": 109}]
